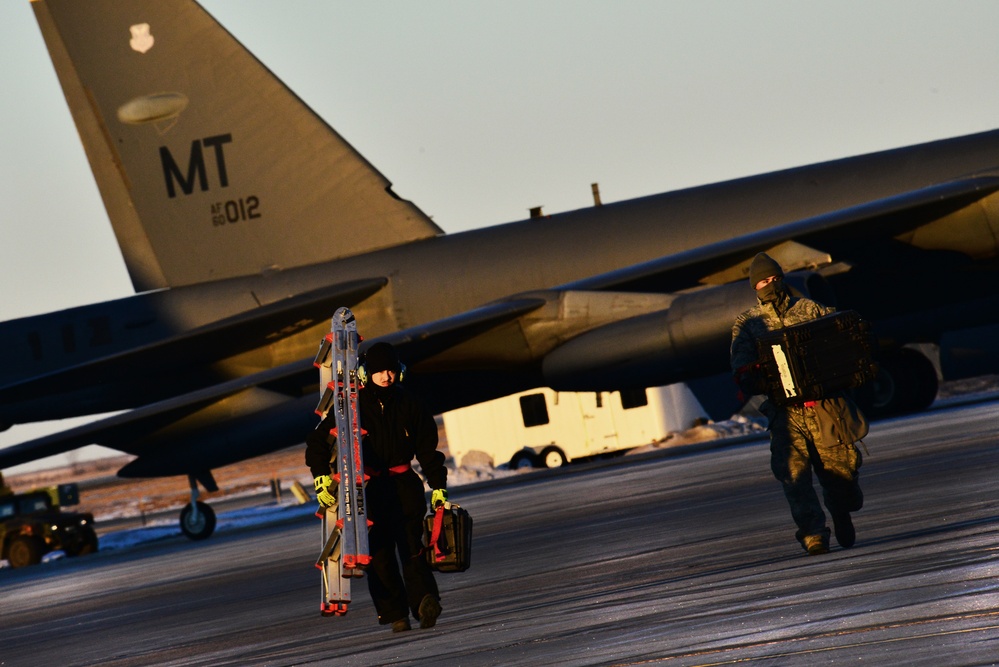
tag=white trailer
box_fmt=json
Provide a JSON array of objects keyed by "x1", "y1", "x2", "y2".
[{"x1": 442, "y1": 384, "x2": 708, "y2": 469}]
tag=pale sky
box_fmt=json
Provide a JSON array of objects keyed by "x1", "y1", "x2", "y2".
[{"x1": 3, "y1": 0, "x2": 999, "y2": 469}]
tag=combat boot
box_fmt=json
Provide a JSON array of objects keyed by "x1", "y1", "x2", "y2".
[
  {"x1": 802, "y1": 533, "x2": 829, "y2": 555},
  {"x1": 832, "y1": 510, "x2": 856, "y2": 549},
  {"x1": 418, "y1": 594, "x2": 442, "y2": 629}
]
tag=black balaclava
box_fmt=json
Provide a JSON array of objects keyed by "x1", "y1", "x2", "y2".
[{"x1": 749, "y1": 253, "x2": 786, "y2": 304}]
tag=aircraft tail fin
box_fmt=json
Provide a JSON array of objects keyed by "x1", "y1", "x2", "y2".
[{"x1": 33, "y1": 0, "x2": 443, "y2": 292}]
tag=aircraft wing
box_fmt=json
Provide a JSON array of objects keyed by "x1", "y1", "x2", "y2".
[
  {"x1": 0, "y1": 277, "x2": 386, "y2": 405},
  {"x1": 5, "y1": 174, "x2": 998, "y2": 474},
  {"x1": 0, "y1": 294, "x2": 545, "y2": 473},
  {"x1": 373, "y1": 297, "x2": 548, "y2": 363},
  {"x1": 566, "y1": 175, "x2": 999, "y2": 293},
  {"x1": 392, "y1": 174, "x2": 999, "y2": 411},
  {"x1": 0, "y1": 357, "x2": 317, "y2": 471}
]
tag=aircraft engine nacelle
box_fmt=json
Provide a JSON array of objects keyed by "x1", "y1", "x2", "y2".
[{"x1": 541, "y1": 272, "x2": 831, "y2": 391}]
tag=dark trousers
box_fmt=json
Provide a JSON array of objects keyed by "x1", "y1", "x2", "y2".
[
  {"x1": 365, "y1": 470, "x2": 439, "y2": 624},
  {"x1": 769, "y1": 405, "x2": 864, "y2": 541}
]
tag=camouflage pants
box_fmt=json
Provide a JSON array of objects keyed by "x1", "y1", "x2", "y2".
[{"x1": 769, "y1": 404, "x2": 864, "y2": 542}]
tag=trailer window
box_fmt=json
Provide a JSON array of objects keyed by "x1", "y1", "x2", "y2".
[
  {"x1": 519, "y1": 393, "x2": 550, "y2": 427},
  {"x1": 619, "y1": 388, "x2": 648, "y2": 410}
]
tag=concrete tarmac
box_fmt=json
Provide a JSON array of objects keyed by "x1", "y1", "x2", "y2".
[{"x1": 1, "y1": 398, "x2": 997, "y2": 666}]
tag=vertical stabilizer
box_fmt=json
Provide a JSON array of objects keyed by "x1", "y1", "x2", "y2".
[{"x1": 33, "y1": 0, "x2": 443, "y2": 291}]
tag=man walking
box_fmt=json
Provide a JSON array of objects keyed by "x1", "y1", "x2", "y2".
[
  {"x1": 307, "y1": 342, "x2": 448, "y2": 630},
  {"x1": 731, "y1": 253, "x2": 866, "y2": 555}
]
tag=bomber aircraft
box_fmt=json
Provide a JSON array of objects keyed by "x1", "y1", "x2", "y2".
[{"x1": 2, "y1": 0, "x2": 999, "y2": 538}]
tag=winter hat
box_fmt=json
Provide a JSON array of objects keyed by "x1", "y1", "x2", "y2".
[
  {"x1": 749, "y1": 252, "x2": 784, "y2": 287},
  {"x1": 363, "y1": 342, "x2": 401, "y2": 374}
]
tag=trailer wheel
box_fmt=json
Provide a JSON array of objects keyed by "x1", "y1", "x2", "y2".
[
  {"x1": 510, "y1": 451, "x2": 537, "y2": 470},
  {"x1": 540, "y1": 446, "x2": 567, "y2": 469}
]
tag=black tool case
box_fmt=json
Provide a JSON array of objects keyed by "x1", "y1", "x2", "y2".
[
  {"x1": 424, "y1": 503, "x2": 472, "y2": 573},
  {"x1": 756, "y1": 310, "x2": 878, "y2": 406}
]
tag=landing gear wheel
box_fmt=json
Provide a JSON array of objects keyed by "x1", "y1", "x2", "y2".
[
  {"x1": 856, "y1": 348, "x2": 939, "y2": 418},
  {"x1": 540, "y1": 446, "x2": 567, "y2": 468},
  {"x1": 180, "y1": 500, "x2": 217, "y2": 540},
  {"x1": 898, "y1": 348, "x2": 939, "y2": 412}
]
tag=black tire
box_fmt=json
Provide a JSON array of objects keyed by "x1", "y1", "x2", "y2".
[
  {"x1": 68, "y1": 527, "x2": 99, "y2": 556},
  {"x1": 539, "y1": 446, "x2": 568, "y2": 469},
  {"x1": 510, "y1": 451, "x2": 537, "y2": 470},
  {"x1": 180, "y1": 501, "x2": 217, "y2": 540},
  {"x1": 898, "y1": 348, "x2": 939, "y2": 412},
  {"x1": 7, "y1": 535, "x2": 44, "y2": 568},
  {"x1": 856, "y1": 348, "x2": 939, "y2": 418}
]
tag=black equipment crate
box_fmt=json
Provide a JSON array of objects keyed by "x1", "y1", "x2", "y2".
[
  {"x1": 756, "y1": 310, "x2": 877, "y2": 406},
  {"x1": 424, "y1": 504, "x2": 472, "y2": 573}
]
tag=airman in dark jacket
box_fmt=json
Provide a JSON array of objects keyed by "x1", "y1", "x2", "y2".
[{"x1": 306, "y1": 342, "x2": 446, "y2": 631}]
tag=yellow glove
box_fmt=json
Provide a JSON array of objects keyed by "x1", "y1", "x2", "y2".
[
  {"x1": 314, "y1": 475, "x2": 336, "y2": 508},
  {"x1": 431, "y1": 488, "x2": 448, "y2": 509}
]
